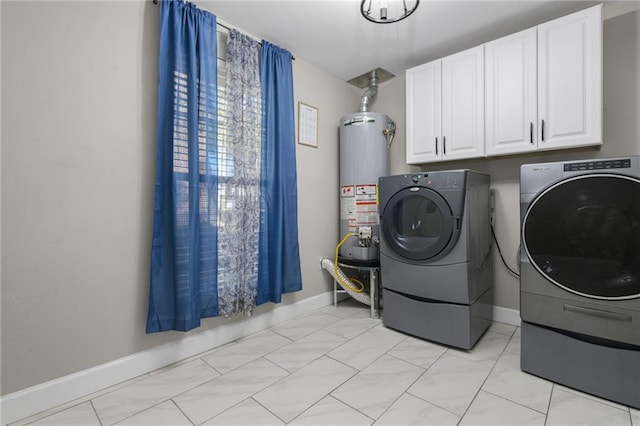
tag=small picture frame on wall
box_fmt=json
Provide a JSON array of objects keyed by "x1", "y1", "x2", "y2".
[{"x1": 298, "y1": 102, "x2": 318, "y2": 148}]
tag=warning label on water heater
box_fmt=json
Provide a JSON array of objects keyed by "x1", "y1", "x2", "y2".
[
  {"x1": 340, "y1": 184, "x2": 379, "y2": 230},
  {"x1": 341, "y1": 185, "x2": 355, "y2": 198}
]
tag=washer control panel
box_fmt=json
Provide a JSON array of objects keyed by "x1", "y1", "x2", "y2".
[{"x1": 563, "y1": 158, "x2": 631, "y2": 172}]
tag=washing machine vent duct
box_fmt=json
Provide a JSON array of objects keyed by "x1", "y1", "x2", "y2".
[{"x1": 319, "y1": 257, "x2": 371, "y2": 305}]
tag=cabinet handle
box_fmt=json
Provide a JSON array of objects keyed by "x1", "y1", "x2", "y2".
[
  {"x1": 541, "y1": 119, "x2": 545, "y2": 142},
  {"x1": 443, "y1": 136, "x2": 446, "y2": 154},
  {"x1": 435, "y1": 137, "x2": 438, "y2": 155},
  {"x1": 530, "y1": 122, "x2": 534, "y2": 144}
]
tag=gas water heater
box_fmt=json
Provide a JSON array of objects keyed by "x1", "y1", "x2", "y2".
[
  {"x1": 338, "y1": 69, "x2": 395, "y2": 263},
  {"x1": 339, "y1": 108, "x2": 394, "y2": 262}
]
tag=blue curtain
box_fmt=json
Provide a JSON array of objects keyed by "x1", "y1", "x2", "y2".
[
  {"x1": 146, "y1": 0, "x2": 218, "y2": 333},
  {"x1": 257, "y1": 41, "x2": 303, "y2": 305}
]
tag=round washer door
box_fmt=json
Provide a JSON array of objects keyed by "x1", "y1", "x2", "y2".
[
  {"x1": 523, "y1": 174, "x2": 640, "y2": 300},
  {"x1": 381, "y1": 186, "x2": 458, "y2": 261}
]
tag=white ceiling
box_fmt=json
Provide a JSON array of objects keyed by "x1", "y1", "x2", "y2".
[{"x1": 200, "y1": 1, "x2": 638, "y2": 84}]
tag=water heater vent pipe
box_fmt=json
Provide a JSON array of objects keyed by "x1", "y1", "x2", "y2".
[{"x1": 359, "y1": 69, "x2": 378, "y2": 112}]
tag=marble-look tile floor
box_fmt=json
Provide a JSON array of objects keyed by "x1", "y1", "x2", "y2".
[{"x1": 11, "y1": 299, "x2": 640, "y2": 426}]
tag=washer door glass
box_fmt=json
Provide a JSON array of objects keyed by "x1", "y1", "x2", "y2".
[
  {"x1": 382, "y1": 187, "x2": 454, "y2": 261},
  {"x1": 523, "y1": 174, "x2": 640, "y2": 300}
]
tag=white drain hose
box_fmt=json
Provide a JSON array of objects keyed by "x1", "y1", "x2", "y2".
[{"x1": 320, "y1": 256, "x2": 371, "y2": 306}]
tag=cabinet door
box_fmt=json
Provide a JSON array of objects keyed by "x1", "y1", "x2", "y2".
[
  {"x1": 538, "y1": 4, "x2": 602, "y2": 150},
  {"x1": 406, "y1": 60, "x2": 441, "y2": 164},
  {"x1": 441, "y1": 45, "x2": 485, "y2": 160},
  {"x1": 485, "y1": 28, "x2": 537, "y2": 156}
]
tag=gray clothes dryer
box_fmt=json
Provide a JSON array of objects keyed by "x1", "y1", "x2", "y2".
[
  {"x1": 379, "y1": 170, "x2": 493, "y2": 350},
  {"x1": 520, "y1": 156, "x2": 640, "y2": 409}
]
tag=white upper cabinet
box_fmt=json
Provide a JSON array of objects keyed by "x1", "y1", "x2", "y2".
[
  {"x1": 406, "y1": 46, "x2": 484, "y2": 164},
  {"x1": 441, "y1": 45, "x2": 485, "y2": 161},
  {"x1": 485, "y1": 28, "x2": 538, "y2": 156},
  {"x1": 407, "y1": 4, "x2": 602, "y2": 164},
  {"x1": 537, "y1": 4, "x2": 602, "y2": 150},
  {"x1": 406, "y1": 60, "x2": 441, "y2": 164}
]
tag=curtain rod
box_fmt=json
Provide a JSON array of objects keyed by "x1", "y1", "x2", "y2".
[{"x1": 151, "y1": 0, "x2": 295, "y2": 60}]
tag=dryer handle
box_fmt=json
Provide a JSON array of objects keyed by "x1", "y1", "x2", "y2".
[{"x1": 454, "y1": 216, "x2": 461, "y2": 231}]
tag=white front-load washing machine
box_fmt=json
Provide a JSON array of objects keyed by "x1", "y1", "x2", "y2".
[
  {"x1": 379, "y1": 170, "x2": 492, "y2": 349},
  {"x1": 520, "y1": 156, "x2": 640, "y2": 409}
]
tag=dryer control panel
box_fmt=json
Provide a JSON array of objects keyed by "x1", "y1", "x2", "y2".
[{"x1": 402, "y1": 173, "x2": 463, "y2": 190}]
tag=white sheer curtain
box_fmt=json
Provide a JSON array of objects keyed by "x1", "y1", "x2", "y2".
[{"x1": 217, "y1": 29, "x2": 262, "y2": 317}]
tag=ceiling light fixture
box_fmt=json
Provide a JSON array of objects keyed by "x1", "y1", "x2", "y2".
[{"x1": 360, "y1": 0, "x2": 420, "y2": 24}]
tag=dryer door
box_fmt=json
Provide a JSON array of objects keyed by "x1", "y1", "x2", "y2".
[
  {"x1": 523, "y1": 174, "x2": 640, "y2": 300},
  {"x1": 381, "y1": 186, "x2": 460, "y2": 261}
]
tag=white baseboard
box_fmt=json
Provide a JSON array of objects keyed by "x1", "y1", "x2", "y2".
[
  {"x1": 493, "y1": 305, "x2": 521, "y2": 327},
  {"x1": 1, "y1": 291, "x2": 335, "y2": 425}
]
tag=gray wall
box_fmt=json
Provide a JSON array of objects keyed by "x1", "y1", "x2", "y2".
[
  {"x1": 379, "y1": 9, "x2": 640, "y2": 310},
  {"x1": 1, "y1": 1, "x2": 358, "y2": 395}
]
